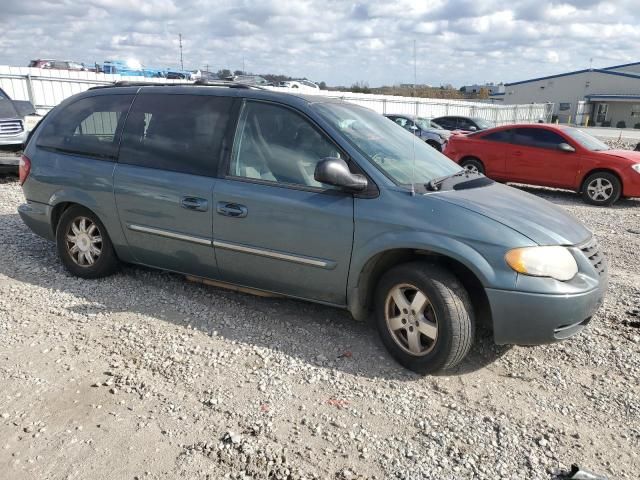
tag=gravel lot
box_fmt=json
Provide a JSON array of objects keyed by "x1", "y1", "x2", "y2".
[{"x1": 1, "y1": 165, "x2": 639, "y2": 479}]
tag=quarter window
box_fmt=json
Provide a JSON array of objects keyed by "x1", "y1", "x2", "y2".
[
  {"x1": 119, "y1": 94, "x2": 233, "y2": 176},
  {"x1": 36, "y1": 94, "x2": 134, "y2": 160},
  {"x1": 230, "y1": 102, "x2": 342, "y2": 188},
  {"x1": 512, "y1": 128, "x2": 566, "y2": 149}
]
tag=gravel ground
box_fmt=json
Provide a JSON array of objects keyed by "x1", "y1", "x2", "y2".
[{"x1": 0, "y1": 161, "x2": 639, "y2": 479}]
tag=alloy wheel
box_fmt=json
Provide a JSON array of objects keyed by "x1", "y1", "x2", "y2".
[
  {"x1": 464, "y1": 164, "x2": 479, "y2": 174},
  {"x1": 587, "y1": 178, "x2": 613, "y2": 202},
  {"x1": 65, "y1": 216, "x2": 103, "y2": 267},
  {"x1": 384, "y1": 283, "x2": 438, "y2": 356}
]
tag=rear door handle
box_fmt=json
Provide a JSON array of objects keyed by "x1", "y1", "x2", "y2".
[
  {"x1": 216, "y1": 202, "x2": 248, "y2": 218},
  {"x1": 513, "y1": 151, "x2": 523, "y2": 157},
  {"x1": 181, "y1": 196, "x2": 208, "y2": 212}
]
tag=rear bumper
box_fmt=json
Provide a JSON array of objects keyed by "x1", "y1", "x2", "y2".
[
  {"x1": 487, "y1": 277, "x2": 607, "y2": 345},
  {"x1": 18, "y1": 201, "x2": 55, "y2": 241}
]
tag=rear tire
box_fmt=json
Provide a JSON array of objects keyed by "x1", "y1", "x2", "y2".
[
  {"x1": 56, "y1": 205, "x2": 119, "y2": 279},
  {"x1": 374, "y1": 262, "x2": 475, "y2": 374},
  {"x1": 460, "y1": 158, "x2": 485, "y2": 175},
  {"x1": 426, "y1": 140, "x2": 442, "y2": 152},
  {"x1": 581, "y1": 172, "x2": 621, "y2": 206}
]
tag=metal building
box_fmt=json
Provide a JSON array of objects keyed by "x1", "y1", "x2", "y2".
[{"x1": 492, "y1": 62, "x2": 640, "y2": 127}]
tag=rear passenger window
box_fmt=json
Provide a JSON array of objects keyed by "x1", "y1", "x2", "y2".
[
  {"x1": 36, "y1": 94, "x2": 134, "y2": 160},
  {"x1": 119, "y1": 94, "x2": 233, "y2": 176}
]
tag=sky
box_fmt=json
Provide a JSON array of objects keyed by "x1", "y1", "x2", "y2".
[{"x1": 1, "y1": 0, "x2": 639, "y2": 87}]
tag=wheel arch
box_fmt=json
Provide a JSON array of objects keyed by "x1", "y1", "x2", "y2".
[
  {"x1": 578, "y1": 168, "x2": 622, "y2": 192},
  {"x1": 348, "y1": 247, "x2": 492, "y2": 329}
]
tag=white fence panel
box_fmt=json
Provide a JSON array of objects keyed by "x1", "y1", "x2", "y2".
[{"x1": 1, "y1": 65, "x2": 553, "y2": 123}]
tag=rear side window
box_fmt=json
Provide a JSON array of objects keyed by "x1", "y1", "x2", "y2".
[
  {"x1": 36, "y1": 94, "x2": 134, "y2": 159},
  {"x1": 434, "y1": 117, "x2": 456, "y2": 130},
  {"x1": 119, "y1": 94, "x2": 233, "y2": 177},
  {"x1": 512, "y1": 128, "x2": 566, "y2": 149},
  {"x1": 482, "y1": 130, "x2": 512, "y2": 142}
]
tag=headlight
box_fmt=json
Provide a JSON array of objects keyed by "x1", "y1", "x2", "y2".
[
  {"x1": 505, "y1": 246, "x2": 578, "y2": 281},
  {"x1": 632, "y1": 164, "x2": 640, "y2": 173}
]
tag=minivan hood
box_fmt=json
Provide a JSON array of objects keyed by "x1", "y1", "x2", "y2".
[
  {"x1": 0, "y1": 95, "x2": 19, "y2": 119},
  {"x1": 432, "y1": 182, "x2": 591, "y2": 246}
]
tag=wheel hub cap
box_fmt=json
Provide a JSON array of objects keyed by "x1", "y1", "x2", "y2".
[
  {"x1": 65, "y1": 216, "x2": 102, "y2": 267},
  {"x1": 384, "y1": 283, "x2": 438, "y2": 356},
  {"x1": 587, "y1": 178, "x2": 613, "y2": 201}
]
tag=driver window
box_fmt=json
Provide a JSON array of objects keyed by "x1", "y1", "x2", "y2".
[{"x1": 230, "y1": 101, "x2": 341, "y2": 188}]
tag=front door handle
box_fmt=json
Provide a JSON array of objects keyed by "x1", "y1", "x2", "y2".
[
  {"x1": 181, "y1": 196, "x2": 208, "y2": 212},
  {"x1": 217, "y1": 202, "x2": 248, "y2": 218}
]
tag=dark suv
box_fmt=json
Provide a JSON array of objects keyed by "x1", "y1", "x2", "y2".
[{"x1": 17, "y1": 83, "x2": 607, "y2": 373}]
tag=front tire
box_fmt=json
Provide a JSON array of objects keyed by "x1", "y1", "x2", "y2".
[
  {"x1": 460, "y1": 158, "x2": 485, "y2": 175},
  {"x1": 56, "y1": 205, "x2": 119, "y2": 279},
  {"x1": 581, "y1": 172, "x2": 621, "y2": 206},
  {"x1": 374, "y1": 262, "x2": 474, "y2": 374}
]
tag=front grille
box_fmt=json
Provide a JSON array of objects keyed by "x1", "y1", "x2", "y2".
[
  {"x1": 0, "y1": 120, "x2": 24, "y2": 136},
  {"x1": 580, "y1": 237, "x2": 606, "y2": 275}
]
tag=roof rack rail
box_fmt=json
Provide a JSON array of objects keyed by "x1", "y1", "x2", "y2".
[{"x1": 89, "y1": 80, "x2": 267, "y2": 90}]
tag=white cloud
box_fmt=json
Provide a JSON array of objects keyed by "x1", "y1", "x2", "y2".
[{"x1": 0, "y1": 0, "x2": 638, "y2": 86}]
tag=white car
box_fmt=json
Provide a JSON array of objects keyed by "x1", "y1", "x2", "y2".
[
  {"x1": 384, "y1": 114, "x2": 451, "y2": 151},
  {"x1": 279, "y1": 80, "x2": 320, "y2": 92}
]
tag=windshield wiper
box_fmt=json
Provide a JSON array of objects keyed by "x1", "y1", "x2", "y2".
[{"x1": 425, "y1": 170, "x2": 470, "y2": 191}]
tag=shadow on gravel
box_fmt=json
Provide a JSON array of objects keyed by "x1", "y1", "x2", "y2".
[
  {"x1": 0, "y1": 212, "x2": 508, "y2": 380},
  {"x1": 510, "y1": 184, "x2": 640, "y2": 208}
]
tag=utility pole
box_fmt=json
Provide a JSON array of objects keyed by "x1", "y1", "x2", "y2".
[
  {"x1": 179, "y1": 33, "x2": 184, "y2": 71},
  {"x1": 242, "y1": 57, "x2": 245, "y2": 74},
  {"x1": 413, "y1": 40, "x2": 417, "y2": 96}
]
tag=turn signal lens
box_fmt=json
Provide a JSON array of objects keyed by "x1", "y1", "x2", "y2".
[{"x1": 505, "y1": 246, "x2": 578, "y2": 281}]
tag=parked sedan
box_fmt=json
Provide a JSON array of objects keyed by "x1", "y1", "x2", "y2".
[
  {"x1": 443, "y1": 124, "x2": 640, "y2": 206},
  {"x1": 432, "y1": 115, "x2": 495, "y2": 132},
  {"x1": 384, "y1": 114, "x2": 451, "y2": 151}
]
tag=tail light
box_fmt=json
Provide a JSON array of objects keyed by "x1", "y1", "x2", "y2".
[{"x1": 19, "y1": 154, "x2": 31, "y2": 186}]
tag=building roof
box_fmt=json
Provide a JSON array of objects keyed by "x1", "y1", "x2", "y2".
[
  {"x1": 504, "y1": 66, "x2": 640, "y2": 87},
  {"x1": 585, "y1": 94, "x2": 640, "y2": 102},
  {"x1": 602, "y1": 61, "x2": 640, "y2": 71}
]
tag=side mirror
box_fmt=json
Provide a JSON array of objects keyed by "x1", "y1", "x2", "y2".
[
  {"x1": 409, "y1": 125, "x2": 419, "y2": 131},
  {"x1": 468, "y1": 126, "x2": 478, "y2": 132},
  {"x1": 314, "y1": 158, "x2": 368, "y2": 192},
  {"x1": 558, "y1": 142, "x2": 575, "y2": 153}
]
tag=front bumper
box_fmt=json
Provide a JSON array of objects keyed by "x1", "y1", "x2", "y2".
[
  {"x1": 0, "y1": 129, "x2": 27, "y2": 147},
  {"x1": 622, "y1": 168, "x2": 640, "y2": 198},
  {"x1": 487, "y1": 283, "x2": 607, "y2": 344},
  {"x1": 0, "y1": 151, "x2": 20, "y2": 173}
]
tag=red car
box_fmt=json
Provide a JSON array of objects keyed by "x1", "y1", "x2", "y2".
[{"x1": 443, "y1": 124, "x2": 640, "y2": 206}]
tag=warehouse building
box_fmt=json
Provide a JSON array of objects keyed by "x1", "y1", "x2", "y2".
[{"x1": 492, "y1": 62, "x2": 640, "y2": 127}]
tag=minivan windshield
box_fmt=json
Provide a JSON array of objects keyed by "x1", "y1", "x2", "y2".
[
  {"x1": 415, "y1": 117, "x2": 443, "y2": 131},
  {"x1": 562, "y1": 127, "x2": 610, "y2": 151},
  {"x1": 315, "y1": 103, "x2": 461, "y2": 186},
  {"x1": 473, "y1": 118, "x2": 495, "y2": 129}
]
